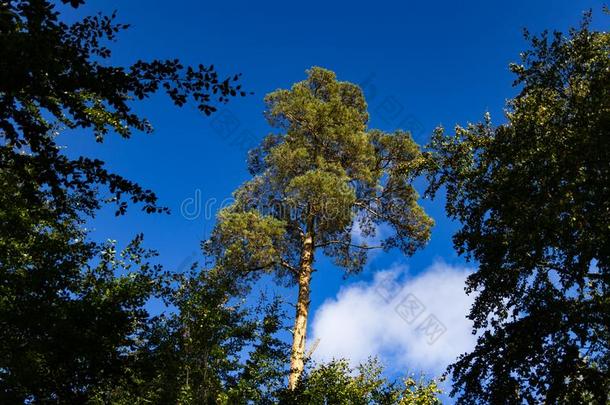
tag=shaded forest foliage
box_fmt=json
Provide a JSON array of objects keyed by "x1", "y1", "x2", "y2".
[{"x1": 1, "y1": 0, "x2": 607, "y2": 404}]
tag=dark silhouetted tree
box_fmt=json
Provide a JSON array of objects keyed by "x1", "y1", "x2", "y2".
[
  {"x1": 425, "y1": 11, "x2": 610, "y2": 403},
  {"x1": 0, "y1": 0, "x2": 246, "y2": 401}
]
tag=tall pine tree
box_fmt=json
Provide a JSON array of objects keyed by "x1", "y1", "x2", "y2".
[{"x1": 206, "y1": 67, "x2": 433, "y2": 388}]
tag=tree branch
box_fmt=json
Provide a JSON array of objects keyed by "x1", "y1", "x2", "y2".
[{"x1": 315, "y1": 240, "x2": 383, "y2": 250}]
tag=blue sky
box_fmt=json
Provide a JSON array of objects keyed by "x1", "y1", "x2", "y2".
[{"x1": 60, "y1": 0, "x2": 606, "y2": 398}]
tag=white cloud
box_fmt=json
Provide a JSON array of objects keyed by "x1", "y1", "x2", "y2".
[{"x1": 309, "y1": 261, "x2": 476, "y2": 376}]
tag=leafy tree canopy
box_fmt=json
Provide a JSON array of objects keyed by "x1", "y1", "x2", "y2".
[
  {"x1": 279, "y1": 359, "x2": 442, "y2": 405},
  {"x1": 425, "y1": 11, "x2": 610, "y2": 403},
  {"x1": 0, "y1": 0, "x2": 246, "y2": 401},
  {"x1": 0, "y1": 0, "x2": 246, "y2": 216},
  {"x1": 93, "y1": 267, "x2": 290, "y2": 405}
]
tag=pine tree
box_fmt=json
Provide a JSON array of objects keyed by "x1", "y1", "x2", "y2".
[{"x1": 206, "y1": 67, "x2": 432, "y2": 388}]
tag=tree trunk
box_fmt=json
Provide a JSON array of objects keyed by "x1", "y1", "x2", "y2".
[{"x1": 288, "y1": 229, "x2": 314, "y2": 390}]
